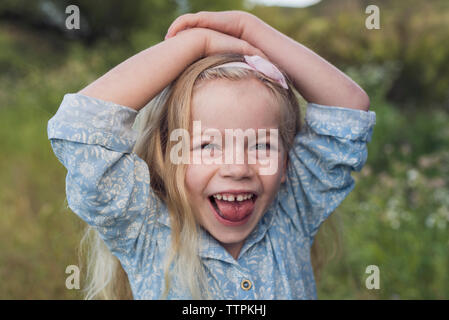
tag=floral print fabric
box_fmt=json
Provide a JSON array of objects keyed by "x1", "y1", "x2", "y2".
[{"x1": 47, "y1": 93, "x2": 376, "y2": 299}]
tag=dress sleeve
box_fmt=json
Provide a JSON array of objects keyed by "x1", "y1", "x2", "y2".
[
  {"x1": 277, "y1": 102, "x2": 376, "y2": 243},
  {"x1": 47, "y1": 93, "x2": 161, "y2": 264}
]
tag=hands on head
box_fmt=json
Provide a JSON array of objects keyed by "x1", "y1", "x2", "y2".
[{"x1": 165, "y1": 11, "x2": 268, "y2": 59}]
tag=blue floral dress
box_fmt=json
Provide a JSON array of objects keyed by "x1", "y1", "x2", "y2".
[{"x1": 47, "y1": 93, "x2": 376, "y2": 299}]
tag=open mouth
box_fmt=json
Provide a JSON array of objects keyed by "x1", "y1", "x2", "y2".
[{"x1": 208, "y1": 193, "x2": 257, "y2": 226}]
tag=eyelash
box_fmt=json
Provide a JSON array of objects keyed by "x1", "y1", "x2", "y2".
[
  {"x1": 201, "y1": 143, "x2": 219, "y2": 150},
  {"x1": 255, "y1": 143, "x2": 270, "y2": 150},
  {"x1": 201, "y1": 143, "x2": 271, "y2": 150}
]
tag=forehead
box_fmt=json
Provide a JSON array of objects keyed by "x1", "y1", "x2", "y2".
[{"x1": 191, "y1": 78, "x2": 280, "y2": 131}]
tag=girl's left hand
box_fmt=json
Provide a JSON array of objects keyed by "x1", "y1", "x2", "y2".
[{"x1": 165, "y1": 10, "x2": 258, "y2": 41}]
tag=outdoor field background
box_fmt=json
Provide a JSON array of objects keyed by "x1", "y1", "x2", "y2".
[{"x1": 0, "y1": 0, "x2": 448, "y2": 299}]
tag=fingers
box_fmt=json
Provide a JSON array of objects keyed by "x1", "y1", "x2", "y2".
[
  {"x1": 240, "y1": 40, "x2": 268, "y2": 59},
  {"x1": 226, "y1": 33, "x2": 267, "y2": 59},
  {"x1": 166, "y1": 11, "x2": 243, "y2": 40},
  {"x1": 204, "y1": 30, "x2": 267, "y2": 60},
  {"x1": 166, "y1": 13, "x2": 195, "y2": 39}
]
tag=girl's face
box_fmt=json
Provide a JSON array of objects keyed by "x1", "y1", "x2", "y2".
[{"x1": 185, "y1": 77, "x2": 287, "y2": 260}]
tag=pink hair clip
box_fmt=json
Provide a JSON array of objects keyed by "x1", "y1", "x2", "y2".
[{"x1": 210, "y1": 55, "x2": 288, "y2": 89}]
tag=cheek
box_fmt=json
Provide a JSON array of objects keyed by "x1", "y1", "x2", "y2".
[
  {"x1": 262, "y1": 152, "x2": 287, "y2": 190},
  {"x1": 260, "y1": 159, "x2": 283, "y2": 188},
  {"x1": 185, "y1": 165, "x2": 199, "y2": 195},
  {"x1": 185, "y1": 164, "x2": 213, "y2": 196},
  {"x1": 260, "y1": 173, "x2": 283, "y2": 196}
]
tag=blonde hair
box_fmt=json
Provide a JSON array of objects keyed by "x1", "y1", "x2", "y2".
[{"x1": 79, "y1": 53, "x2": 334, "y2": 300}]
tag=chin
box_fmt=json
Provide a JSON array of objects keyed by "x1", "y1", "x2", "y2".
[
  {"x1": 216, "y1": 232, "x2": 247, "y2": 245},
  {"x1": 207, "y1": 221, "x2": 253, "y2": 244}
]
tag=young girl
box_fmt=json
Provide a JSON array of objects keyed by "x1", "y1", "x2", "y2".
[{"x1": 48, "y1": 11, "x2": 376, "y2": 299}]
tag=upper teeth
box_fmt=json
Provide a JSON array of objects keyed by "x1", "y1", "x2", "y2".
[{"x1": 213, "y1": 193, "x2": 254, "y2": 202}]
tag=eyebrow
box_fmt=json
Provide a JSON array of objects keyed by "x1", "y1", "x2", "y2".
[{"x1": 199, "y1": 127, "x2": 279, "y2": 134}]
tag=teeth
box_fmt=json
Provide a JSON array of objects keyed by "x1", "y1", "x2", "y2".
[{"x1": 213, "y1": 193, "x2": 254, "y2": 202}]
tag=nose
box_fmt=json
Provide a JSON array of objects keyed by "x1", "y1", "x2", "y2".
[
  {"x1": 219, "y1": 162, "x2": 255, "y2": 180},
  {"x1": 218, "y1": 138, "x2": 256, "y2": 179}
]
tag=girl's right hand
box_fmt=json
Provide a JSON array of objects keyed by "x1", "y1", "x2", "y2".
[{"x1": 175, "y1": 27, "x2": 267, "y2": 59}]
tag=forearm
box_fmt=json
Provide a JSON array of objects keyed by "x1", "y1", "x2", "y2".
[
  {"x1": 79, "y1": 32, "x2": 203, "y2": 111},
  {"x1": 244, "y1": 15, "x2": 370, "y2": 111}
]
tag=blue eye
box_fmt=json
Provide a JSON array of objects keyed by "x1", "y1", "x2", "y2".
[
  {"x1": 255, "y1": 143, "x2": 270, "y2": 150},
  {"x1": 202, "y1": 143, "x2": 218, "y2": 150}
]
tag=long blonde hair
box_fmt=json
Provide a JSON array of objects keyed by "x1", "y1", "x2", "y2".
[{"x1": 79, "y1": 53, "x2": 334, "y2": 299}]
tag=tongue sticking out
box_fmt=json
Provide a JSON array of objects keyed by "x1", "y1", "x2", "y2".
[{"x1": 215, "y1": 199, "x2": 255, "y2": 222}]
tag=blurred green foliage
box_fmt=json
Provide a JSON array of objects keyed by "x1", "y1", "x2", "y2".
[
  {"x1": 251, "y1": 0, "x2": 449, "y2": 109},
  {"x1": 0, "y1": 0, "x2": 448, "y2": 299}
]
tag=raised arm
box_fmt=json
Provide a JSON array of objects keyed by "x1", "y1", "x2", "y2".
[
  {"x1": 165, "y1": 11, "x2": 370, "y2": 111},
  {"x1": 49, "y1": 28, "x2": 266, "y2": 270},
  {"x1": 79, "y1": 27, "x2": 266, "y2": 111}
]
